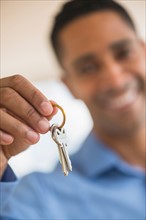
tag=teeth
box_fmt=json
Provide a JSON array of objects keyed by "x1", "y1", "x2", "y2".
[{"x1": 107, "y1": 90, "x2": 137, "y2": 110}]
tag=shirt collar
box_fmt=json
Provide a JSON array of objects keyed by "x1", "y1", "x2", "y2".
[{"x1": 72, "y1": 132, "x2": 145, "y2": 178}]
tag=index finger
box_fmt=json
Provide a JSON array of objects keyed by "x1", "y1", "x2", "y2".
[{"x1": 0, "y1": 75, "x2": 53, "y2": 116}]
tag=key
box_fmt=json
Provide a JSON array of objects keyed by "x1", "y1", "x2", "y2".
[
  {"x1": 54, "y1": 124, "x2": 72, "y2": 174},
  {"x1": 51, "y1": 124, "x2": 72, "y2": 176},
  {"x1": 55, "y1": 126, "x2": 72, "y2": 172},
  {"x1": 50, "y1": 124, "x2": 72, "y2": 176}
]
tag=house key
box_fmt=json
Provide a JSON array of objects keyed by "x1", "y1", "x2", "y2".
[
  {"x1": 50, "y1": 124, "x2": 72, "y2": 176},
  {"x1": 48, "y1": 104, "x2": 72, "y2": 176}
]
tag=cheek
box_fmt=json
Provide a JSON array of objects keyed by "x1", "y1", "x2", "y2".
[
  {"x1": 72, "y1": 79, "x2": 96, "y2": 101},
  {"x1": 137, "y1": 58, "x2": 146, "y2": 79},
  {"x1": 125, "y1": 51, "x2": 145, "y2": 79},
  {"x1": 132, "y1": 61, "x2": 145, "y2": 76}
]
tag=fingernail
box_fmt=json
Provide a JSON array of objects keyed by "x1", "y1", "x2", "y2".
[
  {"x1": 2, "y1": 133, "x2": 14, "y2": 144},
  {"x1": 40, "y1": 102, "x2": 53, "y2": 115},
  {"x1": 26, "y1": 131, "x2": 39, "y2": 143},
  {"x1": 37, "y1": 119, "x2": 50, "y2": 132}
]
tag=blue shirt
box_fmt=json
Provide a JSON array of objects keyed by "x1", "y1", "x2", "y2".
[{"x1": 0, "y1": 133, "x2": 145, "y2": 219}]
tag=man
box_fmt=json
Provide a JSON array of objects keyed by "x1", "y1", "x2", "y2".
[{"x1": 0, "y1": 0, "x2": 145, "y2": 219}]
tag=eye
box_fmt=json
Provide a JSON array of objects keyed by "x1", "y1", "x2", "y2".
[
  {"x1": 115, "y1": 48, "x2": 132, "y2": 60},
  {"x1": 79, "y1": 63, "x2": 99, "y2": 75}
]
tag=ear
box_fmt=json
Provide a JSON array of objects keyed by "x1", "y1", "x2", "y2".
[
  {"x1": 139, "y1": 39, "x2": 146, "y2": 50},
  {"x1": 144, "y1": 41, "x2": 146, "y2": 51},
  {"x1": 61, "y1": 72, "x2": 78, "y2": 99}
]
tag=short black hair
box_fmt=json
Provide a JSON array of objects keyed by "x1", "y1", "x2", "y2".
[{"x1": 51, "y1": 0, "x2": 136, "y2": 62}]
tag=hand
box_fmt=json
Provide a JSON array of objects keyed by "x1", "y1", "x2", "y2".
[{"x1": 0, "y1": 74, "x2": 57, "y2": 177}]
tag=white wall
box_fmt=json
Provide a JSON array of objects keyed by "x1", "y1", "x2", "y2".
[
  {"x1": 1, "y1": 0, "x2": 65, "y2": 81},
  {"x1": 1, "y1": 0, "x2": 145, "y2": 82}
]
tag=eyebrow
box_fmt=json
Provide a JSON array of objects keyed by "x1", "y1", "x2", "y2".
[{"x1": 109, "y1": 39, "x2": 134, "y2": 51}]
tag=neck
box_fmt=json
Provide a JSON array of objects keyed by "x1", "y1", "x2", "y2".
[{"x1": 94, "y1": 125, "x2": 146, "y2": 171}]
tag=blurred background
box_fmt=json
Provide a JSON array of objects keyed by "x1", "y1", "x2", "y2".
[{"x1": 1, "y1": 0, "x2": 145, "y2": 177}]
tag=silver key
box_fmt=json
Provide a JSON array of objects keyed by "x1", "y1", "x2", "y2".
[
  {"x1": 51, "y1": 124, "x2": 72, "y2": 176},
  {"x1": 50, "y1": 124, "x2": 72, "y2": 176}
]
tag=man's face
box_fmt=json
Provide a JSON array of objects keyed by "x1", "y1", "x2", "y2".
[{"x1": 59, "y1": 11, "x2": 145, "y2": 137}]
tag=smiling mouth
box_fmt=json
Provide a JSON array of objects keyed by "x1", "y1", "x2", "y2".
[
  {"x1": 95, "y1": 77, "x2": 144, "y2": 112},
  {"x1": 104, "y1": 89, "x2": 139, "y2": 111}
]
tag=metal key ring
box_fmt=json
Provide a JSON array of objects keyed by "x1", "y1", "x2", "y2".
[{"x1": 52, "y1": 104, "x2": 66, "y2": 129}]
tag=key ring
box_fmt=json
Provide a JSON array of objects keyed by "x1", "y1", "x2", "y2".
[{"x1": 52, "y1": 104, "x2": 66, "y2": 129}]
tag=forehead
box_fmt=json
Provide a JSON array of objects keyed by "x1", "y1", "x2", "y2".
[{"x1": 59, "y1": 11, "x2": 136, "y2": 61}]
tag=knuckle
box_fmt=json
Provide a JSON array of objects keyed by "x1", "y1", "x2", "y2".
[
  {"x1": 0, "y1": 107, "x2": 7, "y2": 112},
  {"x1": 0, "y1": 108, "x2": 5, "y2": 113},
  {"x1": 13, "y1": 122, "x2": 30, "y2": 143},
  {"x1": 1, "y1": 87, "x2": 16, "y2": 101},
  {"x1": 11, "y1": 74, "x2": 24, "y2": 82},
  {"x1": 11, "y1": 74, "x2": 25, "y2": 87},
  {"x1": 26, "y1": 107, "x2": 36, "y2": 120},
  {"x1": 30, "y1": 89, "x2": 40, "y2": 103},
  {"x1": 25, "y1": 136, "x2": 39, "y2": 145}
]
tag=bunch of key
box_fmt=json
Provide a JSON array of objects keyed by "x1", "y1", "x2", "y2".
[{"x1": 50, "y1": 124, "x2": 72, "y2": 176}]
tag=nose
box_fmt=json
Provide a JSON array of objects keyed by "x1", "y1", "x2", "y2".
[{"x1": 102, "y1": 58, "x2": 129, "y2": 92}]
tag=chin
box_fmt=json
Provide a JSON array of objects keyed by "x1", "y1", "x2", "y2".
[
  {"x1": 95, "y1": 108, "x2": 145, "y2": 138},
  {"x1": 106, "y1": 116, "x2": 145, "y2": 138}
]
